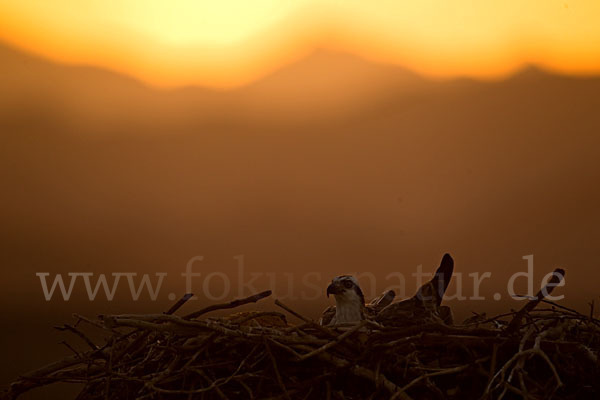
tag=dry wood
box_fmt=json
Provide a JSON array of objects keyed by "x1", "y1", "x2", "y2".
[
  {"x1": 506, "y1": 268, "x2": 565, "y2": 334},
  {"x1": 4, "y1": 267, "x2": 600, "y2": 400},
  {"x1": 183, "y1": 290, "x2": 272, "y2": 320}
]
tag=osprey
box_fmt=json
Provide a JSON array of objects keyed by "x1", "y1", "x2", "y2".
[
  {"x1": 321, "y1": 253, "x2": 454, "y2": 326},
  {"x1": 320, "y1": 275, "x2": 395, "y2": 325}
]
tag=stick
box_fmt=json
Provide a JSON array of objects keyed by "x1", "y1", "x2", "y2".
[
  {"x1": 264, "y1": 339, "x2": 292, "y2": 400},
  {"x1": 5, "y1": 347, "x2": 106, "y2": 399},
  {"x1": 302, "y1": 348, "x2": 413, "y2": 400},
  {"x1": 274, "y1": 299, "x2": 337, "y2": 338},
  {"x1": 297, "y1": 320, "x2": 366, "y2": 361},
  {"x1": 393, "y1": 358, "x2": 489, "y2": 398},
  {"x1": 506, "y1": 269, "x2": 565, "y2": 334},
  {"x1": 273, "y1": 299, "x2": 312, "y2": 323},
  {"x1": 183, "y1": 290, "x2": 272, "y2": 320},
  {"x1": 54, "y1": 324, "x2": 98, "y2": 351},
  {"x1": 165, "y1": 293, "x2": 194, "y2": 315},
  {"x1": 230, "y1": 311, "x2": 287, "y2": 326}
]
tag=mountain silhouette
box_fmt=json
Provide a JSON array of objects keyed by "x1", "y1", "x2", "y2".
[{"x1": 0, "y1": 44, "x2": 431, "y2": 125}]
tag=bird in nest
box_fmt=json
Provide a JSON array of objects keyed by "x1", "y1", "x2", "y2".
[{"x1": 320, "y1": 253, "x2": 454, "y2": 327}]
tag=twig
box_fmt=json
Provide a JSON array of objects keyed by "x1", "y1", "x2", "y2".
[
  {"x1": 307, "y1": 348, "x2": 413, "y2": 400},
  {"x1": 393, "y1": 358, "x2": 489, "y2": 398},
  {"x1": 54, "y1": 324, "x2": 98, "y2": 350},
  {"x1": 506, "y1": 268, "x2": 565, "y2": 334},
  {"x1": 183, "y1": 290, "x2": 272, "y2": 320},
  {"x1": 165, "y1": 293, "x2": 195, "y2": 315},
  {"x1": 274, "y1": 299, "x2": 337, "y2": 338},
  {"x1": 297, "y1": 321, "x2": 366, "y2": 361},
  {"x1": 58, "y1": 341, "x2": 81, "y2": 359},
  {"x1": 104, "y1": 337, "x2": 115, "y2": 400},
  {"x1": 264, "y1": 339, "x2": 292, "y2": 400},
  {"x1": 483, "y1": 347, "x2": 562, "y2": 398},
  {"x1": 230, "y1": 311, "x2": 287, "y2": 326}
]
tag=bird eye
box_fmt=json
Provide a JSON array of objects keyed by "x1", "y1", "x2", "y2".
[{"x1": 343, "y1": 281, "x2": 353, "y2": 288}]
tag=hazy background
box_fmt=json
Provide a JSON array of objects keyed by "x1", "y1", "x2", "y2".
[{"x1": 1, "y1": 42, "x2": 599, "y2": 398}]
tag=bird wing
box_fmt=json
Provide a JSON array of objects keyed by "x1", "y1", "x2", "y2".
[
  {"x1": 415, "y1": 253, "x2": 454, "y2": 308},
  {"x1": 367, "y1": 289, "x2": 396, "y2": 312},
  {"x1": 376, "y1": 253, "x2": 454, "y2": 327},
  {"x1": 375, "y1": 297, "x2": 426, "y2": 326},
  {"x1": 319, "y1": 305, "x2": 336, "y2": 326}
]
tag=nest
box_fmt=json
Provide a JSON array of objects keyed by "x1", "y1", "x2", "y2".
[{"x1": 4, "y1": 272, "x2": 600, "y2": 400}]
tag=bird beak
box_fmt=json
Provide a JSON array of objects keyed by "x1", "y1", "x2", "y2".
[{"x1": 327, "y1": 283, "x2": 342, "y2": 297}]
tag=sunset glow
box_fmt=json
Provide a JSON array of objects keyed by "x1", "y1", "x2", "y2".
[{"x1": 1, "y1": 0, "x2": 600, "y2": 88}]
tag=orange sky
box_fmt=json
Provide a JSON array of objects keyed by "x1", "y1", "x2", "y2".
[{"x1": 1, "y1": 0, "x2": 600, "y2": 88}]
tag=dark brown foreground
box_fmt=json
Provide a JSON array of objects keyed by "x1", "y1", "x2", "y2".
[{"x1": 3, "y1": 283, "x2": 600, "y2": 400}]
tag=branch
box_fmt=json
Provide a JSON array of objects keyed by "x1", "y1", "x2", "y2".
[
  {"x1": 506, "y1": 268, "x2": 565, "y2": 334},
  {"x1": 183, "y1": 290, "x2": 272, "y2": 320}
]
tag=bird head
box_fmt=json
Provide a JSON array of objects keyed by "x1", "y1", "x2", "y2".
[{"x1": 326, "y1": 275, "x2": 365, "y2": 306}]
